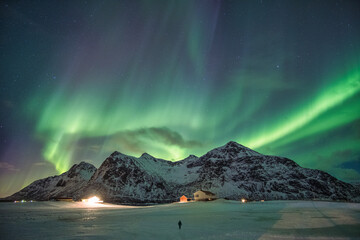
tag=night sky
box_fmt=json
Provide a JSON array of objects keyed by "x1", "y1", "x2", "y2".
[{"x1": 1, "y1": 0, "x2": 359, "y2": 197}]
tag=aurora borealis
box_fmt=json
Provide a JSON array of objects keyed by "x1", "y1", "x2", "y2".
[{"x1": 0, "y1": 0, "x2": 359, "y2": 197}]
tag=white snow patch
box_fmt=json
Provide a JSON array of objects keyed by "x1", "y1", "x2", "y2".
[{"x1": 1, "y1": 200, "x2": 359, "y2": 240}]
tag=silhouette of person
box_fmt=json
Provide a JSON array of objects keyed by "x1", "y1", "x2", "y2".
[{"x1": 178, "y1": 220, "x2": 182, "y2": 229}]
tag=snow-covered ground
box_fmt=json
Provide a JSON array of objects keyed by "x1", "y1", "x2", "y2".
[{"x1": 0, "y1": 200, "x2": 359, "y2": 240}]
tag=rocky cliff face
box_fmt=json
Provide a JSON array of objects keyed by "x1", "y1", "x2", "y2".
[
  {"x1": 5, "y1": 162, "x2": 96, "y2": 201},
  {"x1": 5, "y1": 141, "x2": 360, "y2": 203}
]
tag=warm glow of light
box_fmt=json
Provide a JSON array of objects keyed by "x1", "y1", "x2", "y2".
[
  {"x1": 88, "y1": 196, "x2": 101, "y2": 203},
  {"x1": 82, "y1": 196, "x2": 103, "y2": 203},
  {"x1": 241, "y1": 198, "x2": 246, "y2": 203}
]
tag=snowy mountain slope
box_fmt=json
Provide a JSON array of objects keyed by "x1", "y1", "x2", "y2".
[
  {"x1": 81, "y1": 151, "x2": 177, "y2": 203},
  {"x1": 5, "y1": 162, "x2": 97, "y2": 201},
  {"x1": 5, "y1": 141, "x2": 360, "y2": 203},
  {"x1": 83, "y1": 141, "x2": 360, "y2": 203}
]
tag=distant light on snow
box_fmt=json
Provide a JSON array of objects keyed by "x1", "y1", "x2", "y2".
[
  {"x1": 14, "y1": 200, "x2": 35, "y2": 203},
  {"x1": 241, "y1": 198, "x2": 246, "y2": 203},
  {"x1": 82, "y1": 196, "x2": 103, "y2": 204}
]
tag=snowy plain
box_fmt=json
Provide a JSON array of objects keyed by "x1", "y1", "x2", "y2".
[{"x1": 0, "y1": 200, "x2": 359, "y2": 240}]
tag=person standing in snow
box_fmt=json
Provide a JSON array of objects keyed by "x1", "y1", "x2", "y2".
[{"x1": 178, "y1": 220, "x2": 182, "y2": 229}]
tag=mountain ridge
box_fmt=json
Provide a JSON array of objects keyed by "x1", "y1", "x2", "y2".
[
  {"x1": 4, "y1": 141, "x2": 360, "y2": 203},
  {"x1": 5, "y1": 162, "x2": 96, "y2": 201}
]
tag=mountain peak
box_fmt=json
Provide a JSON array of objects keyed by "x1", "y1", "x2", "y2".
[
  {"x1": 77, "y1": 161, "x2": 95, "y2": 168},
  {"x1": 110, "y1": 151, "x2": 131, "y2": 158},
  {"x1": 224, "y1": 141, "x2": 245, "y2": 148},
  {"x1": 221, "y1": 141, "x2": 258, "y2": 152},
  {"x1": 68, "y1": 161, "x2": 95, "y2": 172},
  {"x1": 110, "y1": 151, "x2": 120, "y2": 157},
  {"x1": 140, "y1": 152, "x2": 155, "y2": 159},
  {"x1": 63, "y1": 161, "x2": 97, "y2": 180},
  {"x1": 205, "y1": 141, "x2": 262, "y2": 159}
]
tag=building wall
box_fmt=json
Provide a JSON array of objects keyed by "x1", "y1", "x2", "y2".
[{"x1": 180, "y1": 196, "x2": 188, "y2": 202}]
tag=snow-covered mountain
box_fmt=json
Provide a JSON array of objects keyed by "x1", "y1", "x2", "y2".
[
  {"x1": 5, "y1": 162, "x2": 96, "y2": 201},
  {"x1": 82, "y1": 141, "x2": 359, "y2": 203},
  {"x1": 5, "y1": 141, "x2": 360, "y2": 203}
]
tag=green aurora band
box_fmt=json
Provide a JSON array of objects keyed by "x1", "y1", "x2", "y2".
[
  {"x1": 29, "y1": 64, "x2": 359, "y2": 174},
  {"x1": 243, "y1": 67, "x2": 360, "y2": 149}
]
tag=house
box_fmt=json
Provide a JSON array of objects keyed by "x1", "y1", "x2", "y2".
[
  {"x1": 179, "y1": 195, "x2": 188, "y2": 202},
  {"x1": 193, "y1": 190, "x2": 216, "y2": 201}
]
